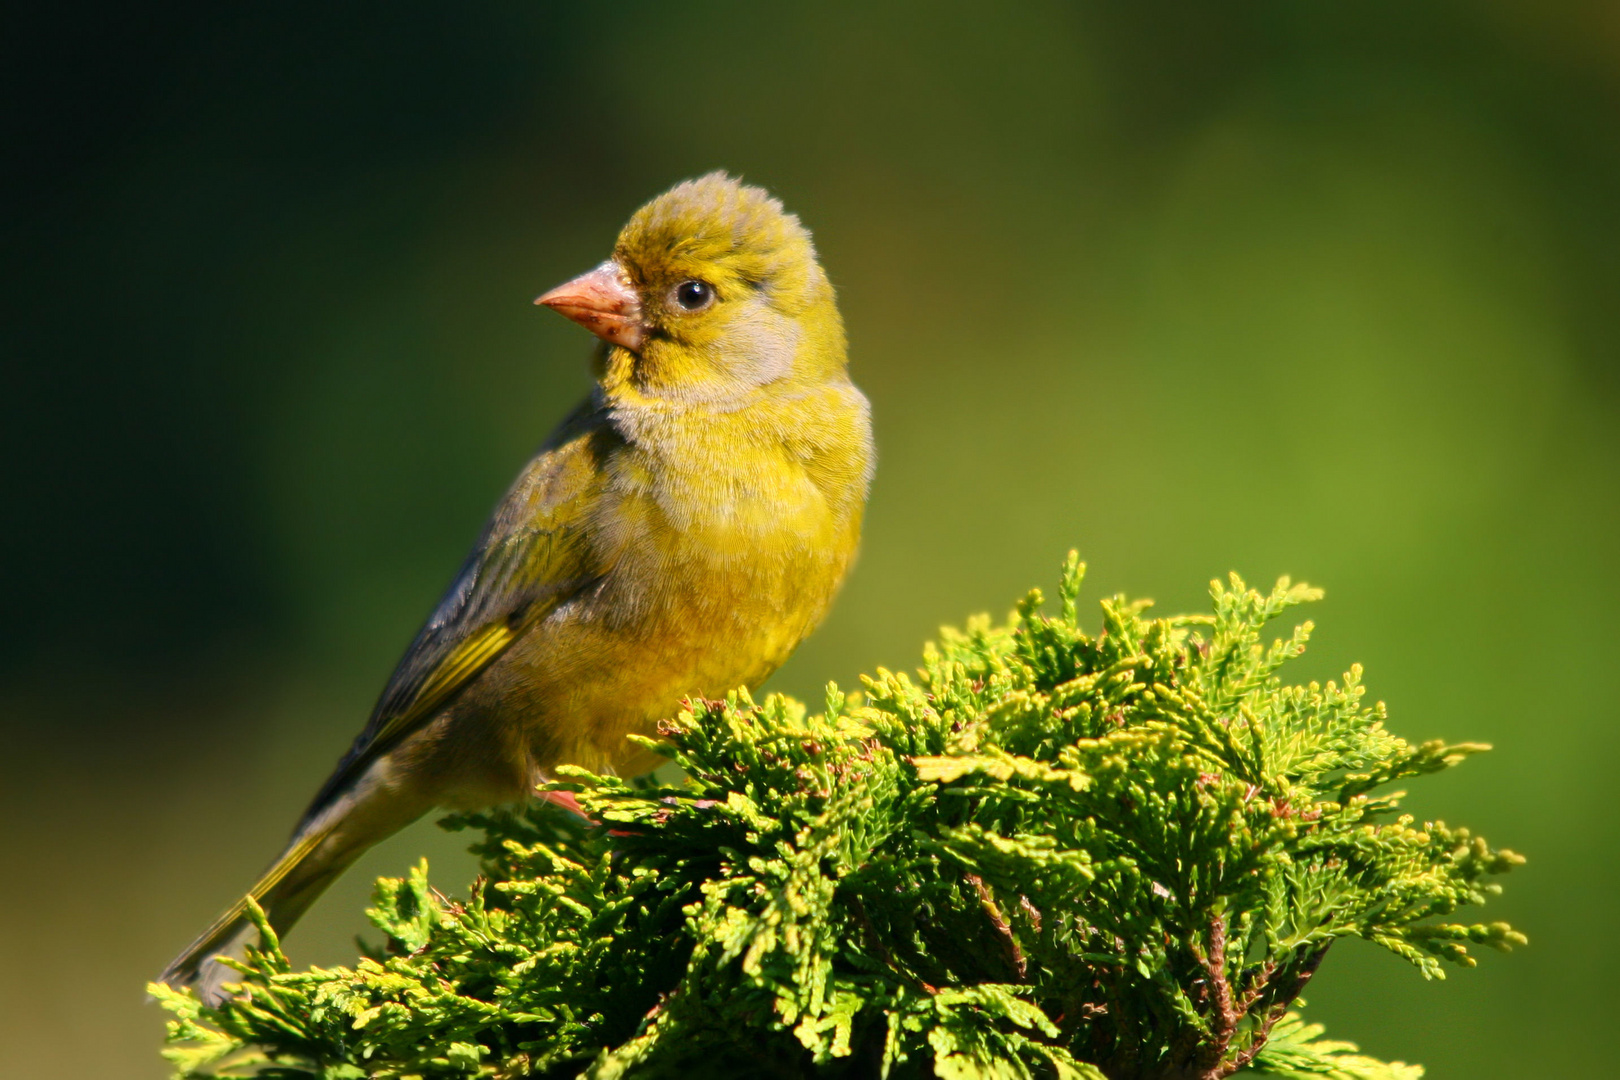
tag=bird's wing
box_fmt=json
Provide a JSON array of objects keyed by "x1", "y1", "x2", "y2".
[{"x1": 299, "y1": 401, "x2": 618, "y2": 822}]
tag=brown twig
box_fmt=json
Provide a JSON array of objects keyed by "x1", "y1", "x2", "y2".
[
  {"x1": 850, "y1": 894, "x2": 936, "y2": 995},
  {"x1": 965, "y1": 873, "x2": 1026, "y2": 980},
  {"x1": 1222, "y1": 943, "x2": 1330, "y2": 1076},
  {"x1": 1018, "y1": 894, "x2": 1043, "y2": 933},
  {"x1": 1193, "y1": 914, "x2": 1239, "y2": 1077},
  {"x1": 1234, "y1": 959, "x2": 1276, "y2": 1018}
]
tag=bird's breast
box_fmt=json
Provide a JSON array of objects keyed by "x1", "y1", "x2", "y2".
[
  {"x1": 600, "y1": 429, "x2": 852, "y2": 624},
  {"x1": 475, "y1": 411, "x2": 862, "y2": 779}
]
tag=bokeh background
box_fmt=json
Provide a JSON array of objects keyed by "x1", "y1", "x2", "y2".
[{"x1": 5, "y1": 2, "x2": 1617, "y2": 1075}]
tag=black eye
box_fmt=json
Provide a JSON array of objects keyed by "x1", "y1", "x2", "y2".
[{"x1": 673, "y1": 279, "x2": 714, "y2": 311}]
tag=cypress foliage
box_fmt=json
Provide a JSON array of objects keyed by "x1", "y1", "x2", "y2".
[{"x1": 154, "y1": 554, "x2": 1524, "y2": 1078}]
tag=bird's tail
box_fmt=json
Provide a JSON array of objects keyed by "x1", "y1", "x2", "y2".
[{"x1": 156, "y1": 822, "x2": 350, "y2": 1004}]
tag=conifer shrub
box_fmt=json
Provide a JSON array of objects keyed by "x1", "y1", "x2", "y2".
[{"x1": 154, "y1": 555, "x2": 1524, "y2": 1079}]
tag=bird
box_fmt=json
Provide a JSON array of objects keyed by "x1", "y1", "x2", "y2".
[{"x1": 158, "y1": 172, "x2": 874, "y2": 1001}]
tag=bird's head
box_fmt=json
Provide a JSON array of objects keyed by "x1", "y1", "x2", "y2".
[{"x1": 537, "y1": 173, "x2": 846, "y2": 403}]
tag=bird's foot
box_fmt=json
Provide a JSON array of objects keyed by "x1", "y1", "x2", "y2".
[
  {"x1": 537, "y1": 788, "x2": 638, "y2": 837},
  {"x1": 537, "y1": 788, "x2": 593, "y2": 820}
]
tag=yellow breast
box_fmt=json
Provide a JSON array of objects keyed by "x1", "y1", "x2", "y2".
[{"x1": 476, "y1": 379, "x2": 872, "y2": 781}]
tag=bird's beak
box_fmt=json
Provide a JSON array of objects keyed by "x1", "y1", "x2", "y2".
[{"x1": 535, "y1": 261, "x2": 645, "y2": 351}]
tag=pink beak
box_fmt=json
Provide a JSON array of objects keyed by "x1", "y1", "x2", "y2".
[{"x1": 535, "y1": 261, "x2": 644, "y2": 351}]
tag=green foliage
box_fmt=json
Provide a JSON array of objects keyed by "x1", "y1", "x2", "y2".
[{"x1": 154, "y1": 556, "x2": 1523, "y2": 1079}]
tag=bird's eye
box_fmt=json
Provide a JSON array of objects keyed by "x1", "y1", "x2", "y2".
[{"x1": 672, "y1": 279, "x2": 715, "y2": 311}]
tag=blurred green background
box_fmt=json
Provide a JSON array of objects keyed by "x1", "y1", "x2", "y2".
[{"x1": 4, "y1": 2, "x2": 1616, "y2": 1075}]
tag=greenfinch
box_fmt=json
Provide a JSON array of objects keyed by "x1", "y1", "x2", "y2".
[{"x1": 160, "y1": 173, "x2": 873, "y2": 1000}]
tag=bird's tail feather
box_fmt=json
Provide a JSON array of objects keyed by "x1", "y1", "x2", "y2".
[{"x1": 156, "y1": 824, "x2": 343, "y2": 1004}]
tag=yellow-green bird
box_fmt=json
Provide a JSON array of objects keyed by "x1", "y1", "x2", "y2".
[{"x1": 159, "y1": 173, "x2": 873, "y2": 1000}]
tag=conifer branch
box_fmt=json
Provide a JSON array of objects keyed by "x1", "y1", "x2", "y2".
[{"x1": 154, "y1": 555, "x2": 1517, "y2": 1080}]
